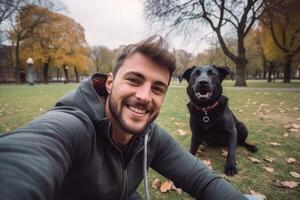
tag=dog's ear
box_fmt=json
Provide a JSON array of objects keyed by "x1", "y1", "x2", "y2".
[
  {"x1": 217, "y1": 66, "x2": 234, "y2": 81},
  {"x1": 179, "y1": 66, "x2": 196, "y2": 83}
]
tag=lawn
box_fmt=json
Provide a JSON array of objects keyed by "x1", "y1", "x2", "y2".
[{"x1": 0, "y1": 80, "x2": 300, "y2": 200}]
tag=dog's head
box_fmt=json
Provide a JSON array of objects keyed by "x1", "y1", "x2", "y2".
[{"x1": 179, "y1": 65, "x2": 233, "y2": 107}]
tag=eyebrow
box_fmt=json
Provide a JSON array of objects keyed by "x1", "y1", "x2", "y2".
[{"x1": 124, "y1": 71, "x2": 168, "y2": 88}]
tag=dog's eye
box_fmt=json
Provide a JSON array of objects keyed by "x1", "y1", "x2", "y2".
[{"x1": 207, "y1": 70, "x2": 216, "y2": 76}]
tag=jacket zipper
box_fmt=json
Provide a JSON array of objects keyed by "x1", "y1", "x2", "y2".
[{"x1": 107, "y1": 123, "x2": 149, "y2": 200}]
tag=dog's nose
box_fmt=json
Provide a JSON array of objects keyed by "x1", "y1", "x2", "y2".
[{"x1": 198, "y1": 80, "x2": 209, "y2": 86}]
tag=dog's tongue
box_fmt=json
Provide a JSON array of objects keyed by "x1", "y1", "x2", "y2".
[{"x1": 200, "y1": 90, "x2": 209, "y2": 95}]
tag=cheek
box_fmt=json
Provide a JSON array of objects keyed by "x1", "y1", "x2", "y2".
[{"x1": 153, "y1": 96, "x2": 165, "y2": 111}]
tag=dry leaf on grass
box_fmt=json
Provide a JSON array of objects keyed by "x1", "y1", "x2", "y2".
[
  {"x1": 275, "y1": 180, "x2": 300, "y2": 189},
  {"x1": 250, "y1": 190, "x2": 266, "y2": 200},
  {"x1": 269, "y1": 142, "x2": 281, "y2": 146},
  {"x1": 171, "y1": 183, "x2": 182, "y2": 194},
  {"x1": 289, "y1": 129, "x2": 299, "y2": 133},
  {"x1": 263, "y1": 167, "x2": 274, "y2": 173},
  {"x1": 264, "y1": 157, "x2": 274, "y2": 163},
  {"x1": 248, "y1": 157, "x2": 261, "y2": 164},
  {"x1": 151, "y1": 178, "x2": 161, "y2": 190},
  {"x1": 289, "y1": 172, "x2": 300, "y2": 178},
  {"x1": 221, "y1": 149, "x2": 228, "y2": 157},
  {"x1": 174, "y1": 122, "x2": 180, "y2": 126},
  {"x1": 177, "y1": 129, "x2": 187, "y2": 136},
  {"x1": 160, "y1": 180, "x2": 173, "y2": 193},
  {"x1": 286, "y1": 158, "x2": 297, "y2": 164}
]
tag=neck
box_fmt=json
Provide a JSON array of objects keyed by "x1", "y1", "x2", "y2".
[{"x1": 195, "y1": 99, "x2": 219, "y2": 112}]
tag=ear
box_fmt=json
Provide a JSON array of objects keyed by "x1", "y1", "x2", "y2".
[
  {"x1": 105, "y1": 73, "x2": 113, "y2": 94},
  {"x1": 216, "y1": 66, "x2": 234, "y2": 81},
  {"x1": 179, "y1": 66, "x2": 196, "y2": 83}
]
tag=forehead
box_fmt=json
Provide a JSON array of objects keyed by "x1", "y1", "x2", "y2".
[
  {"x1": 192, "y1": 65, "x2": 218, "y2": 75},
  {"x1": 116, "y1": 52, "x2": 170, "y2": 85}
]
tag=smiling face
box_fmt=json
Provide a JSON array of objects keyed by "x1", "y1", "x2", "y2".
[{"x1": 105, "y1": 52, "x2": 170, "y2": 136}]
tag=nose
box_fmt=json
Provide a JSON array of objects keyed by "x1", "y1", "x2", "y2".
[
  {"x1": 198, "y1": 79, "x2": 209, "y2": 86},
  {"x1": 135, "y1": 84, "x2": 152, "y2": 103}
]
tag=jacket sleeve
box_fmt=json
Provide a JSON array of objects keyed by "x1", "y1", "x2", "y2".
[
  {"x1": 0, "y1": 107, "x2": 95, "y2": 200},
  {"x1": 150, "y1": 126, "x2": 247, "y2": 200}
]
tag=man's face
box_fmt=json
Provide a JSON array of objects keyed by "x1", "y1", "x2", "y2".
[{"x1": 106, "y1": 52, "x2": 170, "y2": 135}]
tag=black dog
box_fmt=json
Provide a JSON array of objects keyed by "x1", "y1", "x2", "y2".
[{"x1": 180, "y1": 65, "x2": 257, "y2": 176}]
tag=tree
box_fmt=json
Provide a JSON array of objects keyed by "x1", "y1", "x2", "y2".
[
  {"x1": 9, "y1": 5, "x2": 51, "y2": 82},
  {"x1": 260, "y1": 0, "x2": 300, "y2": 82},
  {"x1": 19, "y1": 9, "x2": 89, "y2": 83},
  {"x1": 90, "y1": 45, "x2": 114, "y2": 74},
  {"x1": 144, "y1": 0, "x2": 264, "y2": 86}
]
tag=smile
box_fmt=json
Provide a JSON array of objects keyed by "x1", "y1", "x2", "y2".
[{"x1": 128, "y1": 105, "x2": 147, "y2": 114}]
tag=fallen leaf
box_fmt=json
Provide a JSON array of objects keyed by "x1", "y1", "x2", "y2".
[
  {"x1": 286, "y1": 158, "x2": 297, "y2": 164},
  {"x1": 248, "y1": 157, "x2": 261, "y2": 164},
  {"x1": 264, "y1": 156, "x2": 274, "y2": 163},
  {"x1": 171, "y1": 183, "x2": 182, "y2": 194},
  {"x1": 250, "y1": 190, "x2": 266, "y2": 200},
  {"x1": 269, "y1": 142, "x2": 281, "y2": 146},
  {"x1": 264, "y1": 167, "x2": 274, "y2": 173},
  {"x1": 289, "y1": 129, "x2": 299, "y2": 133},
  {"x1": 275, "y1": 180, "x2": 300, "y2": 189},
  {"x1": 152, "y1": 178, "x2": 161, "y2": 190},
  {"x1": 177, "y1": 129, "x2": 187, "y2": 136},
  {"x1": 174, "y1": 122, "x2": 180, "y2": 126},
  {"x1": 221, "y1": 149, "x2": 228, "y2": 157},
  {"x1": 160, "y1": 180, "x2": 173, "y2": 193},
  {"x1": 290, "y1": 172, "x2": 300, "y2": 178}
]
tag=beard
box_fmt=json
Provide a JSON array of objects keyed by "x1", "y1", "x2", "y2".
[{"x1": 107, "y1": 93, "x2": 159, "y2": 135}]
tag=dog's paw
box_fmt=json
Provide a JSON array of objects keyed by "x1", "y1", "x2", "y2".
[
  {"x1": 225, "y1": 166, "x2": 238, "y2": 176},
  {"x1": 248, "y1": 145, "x2": 258, "y2": 153}
]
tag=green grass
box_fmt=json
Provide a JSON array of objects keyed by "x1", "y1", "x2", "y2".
[{"x1": 1, "y1": 81, "x2": 300, "y2": 200}]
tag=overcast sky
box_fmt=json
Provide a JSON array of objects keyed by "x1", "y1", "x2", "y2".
[{"x1": 61, "y1": 0, "x2": 209, "y2": 54}]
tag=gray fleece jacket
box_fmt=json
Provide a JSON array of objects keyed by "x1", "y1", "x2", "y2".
[{"x1": 0, "y1": 73, "x2": 247, "y2": 200}]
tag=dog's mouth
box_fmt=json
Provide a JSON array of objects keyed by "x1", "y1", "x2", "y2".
[{"x1": 195, "y1": 91, "x2": 212, "y2": 99}]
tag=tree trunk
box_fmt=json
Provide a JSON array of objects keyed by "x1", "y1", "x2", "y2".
[
  {"x1": 283, "y1": 55, "x2": 292, "y2": 83},
  {"x1": 63, "y1": 65, "x2": 69, "y2": 83},
  {"x1": 56, "y1": 68, "x2": 60, "y2": 82},
  {"x1": 74, "y1": 67, "x2": 79, "y2": 83},
  {"x1": 262, "y1": 55, "x2": 267, "y2": 79},
  {"x1": 14, "y1": 40, "x2": 22, "y2": 83},
  {"x1": 43, "y1": 63, "x2": 49, "y2": 84}
]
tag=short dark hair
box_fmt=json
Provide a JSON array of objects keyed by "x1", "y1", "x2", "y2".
[{"x1": 113, "y1": 35, "x2": 176, "y2": 83}]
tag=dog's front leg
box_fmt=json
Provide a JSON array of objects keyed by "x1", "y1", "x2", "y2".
[{"x1": 225, "y1": 130, "x2": 238, "y2": 176}]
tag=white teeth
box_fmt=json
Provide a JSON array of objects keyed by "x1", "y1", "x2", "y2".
[
  {"x1": 195, "y1": 92, "x2": 212, "y2": 99},
  {"x1": 129, "y1": 106, "x2": 146, "y2": 114}
]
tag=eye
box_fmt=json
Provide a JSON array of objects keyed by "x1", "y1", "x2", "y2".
[
  {"x1": 207, "y1": 69, "x2": 216, "y2": 76},
  {"x1": 127, "y1": 77, "x2": 141, "y2": 86},
  {"x1": 152, "y1": 85, "x2": 166, "y2": 95}
]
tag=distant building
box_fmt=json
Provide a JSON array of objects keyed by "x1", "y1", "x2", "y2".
[{"x1": 0, "y1": 45, "x2": 16, "y2": 83}]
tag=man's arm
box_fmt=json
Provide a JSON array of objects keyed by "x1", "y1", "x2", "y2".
[
  {"x1": 0, "y1": 107, "x2": 94, "y2": 200},
  {"x1": 150, "y1": 126, "x2": 247, "y2": 200}
]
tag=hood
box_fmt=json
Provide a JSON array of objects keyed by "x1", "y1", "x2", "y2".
[{"x1": 55, "y1": 73, "x2": 108, "y2": 123}]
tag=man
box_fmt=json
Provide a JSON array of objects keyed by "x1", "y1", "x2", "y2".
[{"x1": 0, "y1": 36, "x2": 255, "y2": 200}]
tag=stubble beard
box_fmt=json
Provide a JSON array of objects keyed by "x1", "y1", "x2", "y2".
[{"x1": 108, "y1": 94, "x2": 158, "y2": 135}]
